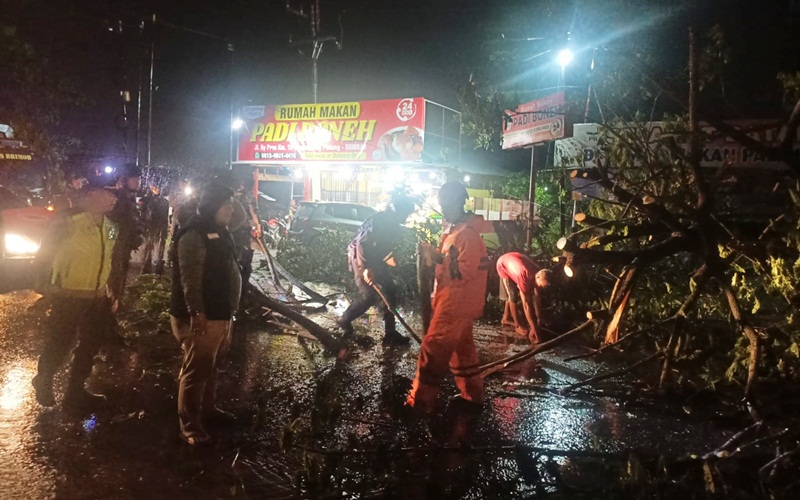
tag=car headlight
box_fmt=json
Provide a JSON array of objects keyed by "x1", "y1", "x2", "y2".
[{"x1": 5, "y1": 234, "x2": 40, "y2": 256}]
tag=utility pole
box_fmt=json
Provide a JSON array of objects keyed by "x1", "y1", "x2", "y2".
[
  {"x1": 146, "y1": 13, "x2": 156, "y2": 168},
  {"x1": 287, "y1": 0, "x2": 341, "y2": 103},
  {"x1": 526, "y1": 145, "x2": 537, "y2": 250},
  {"x1": 228, "y1": 43, "x2": 235, "y2": 169},
  {"x1": 310, "y1": 0, "x2": 320, "y2": 103},
  {"x1": 135, "y1": 55, "x2": 143, "y2": 166}
]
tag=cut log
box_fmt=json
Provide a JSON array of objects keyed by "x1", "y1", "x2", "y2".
[
  {"x1": 586, "y1": 310, "x2": 607, "y2": 321},
  {"x1": 561, "y1": 233, "x2": 697, "y2": 268},
  {"x1": 573, "y1": 213, "x2": 608, "y2": 227}
]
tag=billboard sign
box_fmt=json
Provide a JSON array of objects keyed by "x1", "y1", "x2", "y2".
[
  {"x1": 237, "y1": 97, "x2": 425, "y2": 163},
  {"x1": 502, "y1": 91, "x2": 571, "y2": 150},
  {"x1": 555, "y1": 121, "x2": 800, "y2": 170}
]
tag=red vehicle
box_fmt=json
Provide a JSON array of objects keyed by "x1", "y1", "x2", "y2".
[{"x1": 0, "y1": 185, "x2": 54, "y2": 292}]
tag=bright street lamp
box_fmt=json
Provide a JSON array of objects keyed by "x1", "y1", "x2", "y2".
[
  {"x1": 463, "y1": 174, "x2": 471, "y2": 183},
  {"x1": 557, "y1": 49, "x2": 574, "y2": 68},
  {"x1": 104, "y1": 166, "x2": 114, "y2": 174},
  {"x1": 231, "y1": 118, "x2": 244, "y2": 130}
]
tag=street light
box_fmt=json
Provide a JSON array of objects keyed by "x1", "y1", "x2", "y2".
[
  {"x1": 556, "y1": 49, "x2": 574, "y2": 68},
  {"x1": 463, "y1": 174, "x2": 471, "y2": 183},
  {"x1": 104, "y1": 166, "x2": 114, "y2": 174},
  {"x1": 231, "y1": 118, "x2": 244, "y2": 130}
]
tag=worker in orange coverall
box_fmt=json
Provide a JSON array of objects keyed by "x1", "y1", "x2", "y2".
[{"x1": 407, "y1": 182, "x2": 489, "y2": 413}]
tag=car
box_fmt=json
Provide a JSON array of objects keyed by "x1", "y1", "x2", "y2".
[
  {"x1": 290, "y1": 201, "x2": 378, "y2": 243},
  {"x1": 0, "y1": 185, "x2": 54, "y2": 292}
]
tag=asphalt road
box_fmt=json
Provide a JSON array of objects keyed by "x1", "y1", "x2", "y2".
[{"x1": 0, "y1": 278, "x2": 732, "y2": 498}]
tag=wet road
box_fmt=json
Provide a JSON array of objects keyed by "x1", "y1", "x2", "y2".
[{"x1": 0, "y1": 278, "x2": 734, "y2": 498}]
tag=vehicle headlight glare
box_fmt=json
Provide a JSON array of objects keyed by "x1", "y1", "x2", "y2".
[{"x1": 5, "y1": 234, "x2": 40, "y2": 255}]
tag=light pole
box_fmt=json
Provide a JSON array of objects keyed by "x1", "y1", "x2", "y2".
[
  {"x1": 231, "y1": 117, "x2": 244, "y2": 169},
  {"x1": 146, "y1": 13, "x2": 156, "y2": 168},
  {"x1": 557, "y1": 49, "x2": 574, "y2": 88},
  {"x1": 525, "y1": 48, "x2": 573, "y2": 250}
]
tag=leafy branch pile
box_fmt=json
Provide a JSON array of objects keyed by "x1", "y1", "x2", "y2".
[{"x1": 275, "y1": 221, "x2": 442, "y2": 308}]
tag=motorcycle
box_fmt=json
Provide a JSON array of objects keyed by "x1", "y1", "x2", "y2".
[{"x1": 258, "y1": 215, "x2": 289, "y2": 249}]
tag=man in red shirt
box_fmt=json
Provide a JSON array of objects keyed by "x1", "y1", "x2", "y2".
[{"x1": 496, "y1": 251, "x2": 552, "y2": 343}]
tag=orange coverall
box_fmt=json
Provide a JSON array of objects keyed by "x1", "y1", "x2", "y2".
[{"x1": 407, "y1": 216, "x2": 489, "y2": 413}]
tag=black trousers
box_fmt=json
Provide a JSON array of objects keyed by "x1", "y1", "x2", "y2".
[
  {"x1": 341, "y1": 268, "x2": 397, "y2": 334},
  {"x1": 142, "y1": 227, "x2": 168, "y2": 274},
  {"x1": 36, "y1": 295, "x2": 115, "y2": 390}
]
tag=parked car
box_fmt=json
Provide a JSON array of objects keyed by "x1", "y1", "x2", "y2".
[
  {"x1": 0, "y1": 185, "x2": 54, "y2": 292},
  {"x1": 290, "y1": 201, "x2": 377, "y2": 243}
]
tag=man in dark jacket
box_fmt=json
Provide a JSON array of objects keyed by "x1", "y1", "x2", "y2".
[
  {"x1": 107, "y1": 163, "x2": 143, "y2": 301},
  {"x1": 141, "y1": 184, "x2": 170, "y2": 275},
  {"x1": 337, "y1": 195, "x2": 416, "y2": 345},
  {"x1": 170, "y1": 183, "x2": 242, "y2": 445}
]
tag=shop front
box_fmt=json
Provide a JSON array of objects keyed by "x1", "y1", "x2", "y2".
[{"x1": 233, "y1": 97, "x2": 460, "y2": 212}]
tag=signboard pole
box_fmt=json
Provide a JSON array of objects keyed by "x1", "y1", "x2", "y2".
[{"x1": 526, "y1": 145, "x2": 537, "y2": 250}]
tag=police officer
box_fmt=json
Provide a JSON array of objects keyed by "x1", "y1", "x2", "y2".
[{"x1": 32, "y1": 186, "x2": 120, "y2": 408}]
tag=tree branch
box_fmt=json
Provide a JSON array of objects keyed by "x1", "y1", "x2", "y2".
[
  {"x1": 561, "y1": 351, "x2": 664, "y2": 393},
  {"x1": 452, "y1": 319, "x2": 596, "y2": 378},
  {"x1": 560, "y1": 232, "x2": 699, "y2": 268}
]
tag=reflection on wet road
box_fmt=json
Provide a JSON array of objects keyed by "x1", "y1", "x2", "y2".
[{"x1": 0, "y1": 286, "x2": 730, "y2": 498}]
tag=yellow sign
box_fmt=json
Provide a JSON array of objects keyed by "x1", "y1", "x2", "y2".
[
  {"x1": 0, "y1": 152, "x2": 33, "y2": 161},
  {"x1": 274, "y1": 102, "x2": 361, "y2": 121}
]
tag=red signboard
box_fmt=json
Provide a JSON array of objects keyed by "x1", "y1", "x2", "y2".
[
  {"x1": 236, "y1": 97, "x2": 425, "y2": 163},
  {"x1": 502, "y1": 91, "x2": 570, "y2": 150}
]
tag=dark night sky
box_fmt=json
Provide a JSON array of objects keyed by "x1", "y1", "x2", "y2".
[{"x1": 4, "y1": 0, "x2": 800, "y2": 174}]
